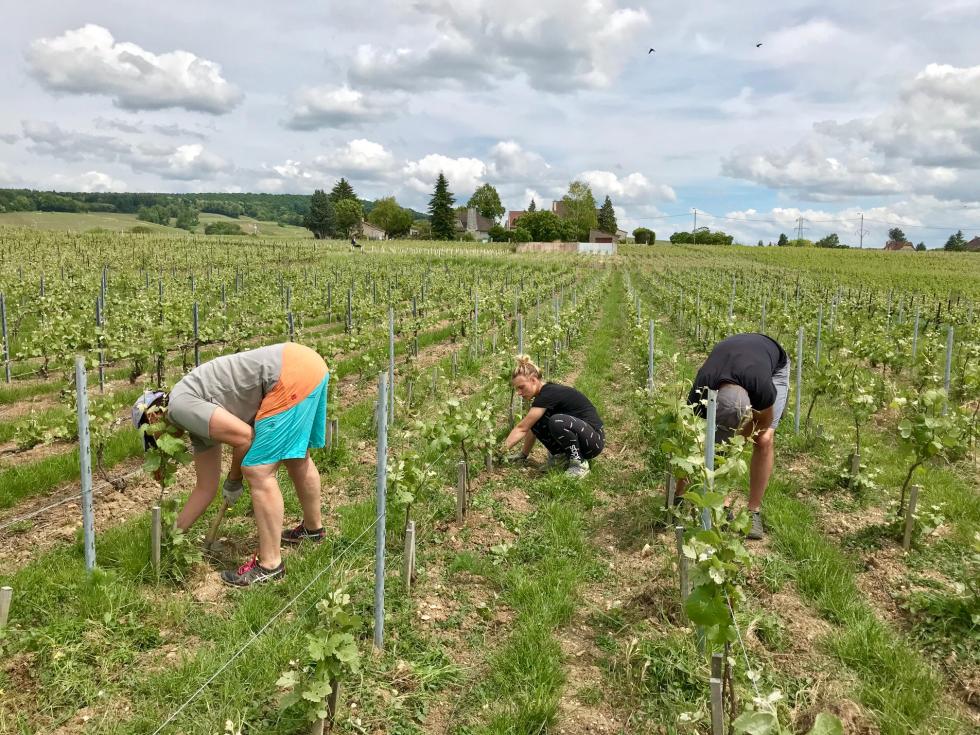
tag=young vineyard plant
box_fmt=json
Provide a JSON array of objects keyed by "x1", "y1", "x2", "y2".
[
  {"x1": 277, "y1": 589, "x2": 362, "y2": 731},
  {"x1": 647, "y1": 389, "x2": 753, "y2": 651},
  {"x1": 893, "y1": 388, "x2": 965, "y2": 516},
  {"x1": 140, "y1": 406, "x2": 199, "y2": 581}
]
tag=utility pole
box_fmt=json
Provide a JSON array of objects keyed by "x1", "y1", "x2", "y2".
[
  {"x1": 692, "y1": 208, "x2": 697, "y2": 245},
  {"x1": 859, "y1": 213, "x2": 864, "y2": 249}
]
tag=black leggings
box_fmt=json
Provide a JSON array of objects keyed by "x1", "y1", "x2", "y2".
[{"x1": 531, "y1": 414, "x2": 605, "y2": 462}]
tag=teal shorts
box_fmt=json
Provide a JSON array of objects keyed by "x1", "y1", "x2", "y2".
[{"x1": 242, "y1": 374, "x2": 328, "y2": 466}]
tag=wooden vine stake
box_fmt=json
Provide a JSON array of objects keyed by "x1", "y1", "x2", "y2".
[
  {"x1": 709, "y1": 676, "x2": 724, "y2": 735},
  {"x1": 675, "y1": 526, "x2": 689, "y2": 618},
  {"x1": 665, "y1": 474, "x2": 676, "y2": 510},
  {"x1": 311, "y1": 681, "x2": 341, "y2": 734},
  {"x1": 902, "y1": 484, "x2": 920, "y2": 551},
  {"x1": 456, "y1": 460, "x2": 468, "y2": 523},
  {"x1": 0, "y1": 586, "x2": 12, "y2": 629},
  {"x1": 151, "y1": 506, "x2": 162, "y2": 579},
  {"x1": 403, "y1": 520, "x2": 416, "y2": 594}
]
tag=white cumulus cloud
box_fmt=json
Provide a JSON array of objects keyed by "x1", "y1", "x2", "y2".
[
  {"x1": 402, "y1": 153, "x2": 487, "y2": 195},
  {"x1": 313, "y1": 139, "x2": 395, "y2": 176},
  {"x1": 349, "y1": 0, "x2": 650, "y2": 93},
  {"x1": 722, "y1": 64, "x2": 980, "y2": 201},
  {"x1": 489, "y1": 140, "x2": 550, "y2": 181},
  {"x1": 578, "y1": 170, "x2": 677, "y2": 202},
  {"x1": 130, "y1": 143, "x2": 231, "y2": 180},
  {"x1": 51, "y1": 170, "x2": 127, "y2": 192},
  {"x1": 284, "y1": 85, "x2": 398, "y2": 130},
  {"x1": 26, "y1": 24, "x2": 242, "y2": 114}
]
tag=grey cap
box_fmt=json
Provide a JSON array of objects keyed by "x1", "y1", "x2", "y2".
[
  {"x1": 132, "y1": 390, "x2": 165, "y2": 450},
  {"x1": 131, "y1": 390, "x2": 166, "y2": 429},
  {"x1": 714, "y1": 383, "x2": 751, "y2": 444}
]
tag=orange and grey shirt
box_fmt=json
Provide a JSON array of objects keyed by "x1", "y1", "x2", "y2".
[{"x1": 168, "y1": 343, "x2": 327, "y2": 450}]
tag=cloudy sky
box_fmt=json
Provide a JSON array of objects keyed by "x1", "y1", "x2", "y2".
[{"x1": 2, "y1": 1, "x2": 980, "y2": 246}]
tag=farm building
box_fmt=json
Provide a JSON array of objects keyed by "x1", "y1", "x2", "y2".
[
  {"x1": 588, "y1": 229, "x2": 620, "y2": 244},
  {"x1": 515, "y1": 241, "x2": 617, "y2": 255},
  {"x1": 361, "y1": 221, "x2": 386, "y2": 240},
  {"x1": 883, "y1": 239, "x2": 914, "y2": 251},
  {"x1": 506, "y1": 210, "x2": 525, "y2": 229}
]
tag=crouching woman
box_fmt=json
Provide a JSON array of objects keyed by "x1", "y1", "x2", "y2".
[{"x1": 501, "y1": 355, "x2": 604, "y2": 478}]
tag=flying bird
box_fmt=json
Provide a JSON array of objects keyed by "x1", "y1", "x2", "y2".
[
  {"x1": 756, "y1": 42, "x2": 763, "y2": 47},
  {"x1": 648, "y1": 48, "x2": 655, "y2": 53}
]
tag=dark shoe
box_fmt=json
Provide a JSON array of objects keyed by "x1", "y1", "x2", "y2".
[
  {"x1": 725, "y1": 506, "x2": 734, "y2": 523},
  {"x1": 282, "y1": 522, "x2": 326, "y2": 545},
  {"x1": 747, "y1": 511, "x2": 764, "y2": 540},
  {"x1": 221, "y1": 555, "x2": 285, "y2": 587}
]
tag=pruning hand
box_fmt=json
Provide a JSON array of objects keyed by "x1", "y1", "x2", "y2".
[
  {"x1": 222, "y1": 477, "x2": 245, "y2": 505},
  {"x1": 503, "y1": 450, "x2": 529, "y2": 466}
]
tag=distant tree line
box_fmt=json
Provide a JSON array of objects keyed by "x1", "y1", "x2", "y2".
[{"x1": 0, "y1": 188, "x2": 427, "y2": 230}]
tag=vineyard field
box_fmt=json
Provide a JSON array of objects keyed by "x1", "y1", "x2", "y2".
[{"x1": 0, "y1": 231, "x2": 977, "y2": 735}]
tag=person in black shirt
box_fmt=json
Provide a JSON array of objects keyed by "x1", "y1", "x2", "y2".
[
  {"x1": 501, "y1": 355, "x2": 604, "y2": 478},
  {"x1": 677, "y1": 333, "x2": 790, "y2": 539}
]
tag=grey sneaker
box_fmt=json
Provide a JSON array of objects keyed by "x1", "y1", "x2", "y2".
[
  {"x1": 565, "y1": 459, "x2": 590, "y2": 479},
  {"x1": 546, "y1": 452, "x2": 569, "y2": 471},
  {"x1": 220, "y1": 555, "x2": 285, "y2": 587},
  {"x1": 747, "y1": 511, "x2": 764, "y2": 540}
]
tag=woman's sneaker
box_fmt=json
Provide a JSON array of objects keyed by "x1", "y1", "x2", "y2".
[
  {"x1": 281, "y1": 523, "x2": 326, "y2": 545},
  {"x1": 565, "y1": 459, "x2": 590, "y2": 479},
  {"x1": 747, "y1": 511, "x2": 764, "y2": 540},
  {"x1": 221, "y1": 555, "x2": 285, "y2": 587}
]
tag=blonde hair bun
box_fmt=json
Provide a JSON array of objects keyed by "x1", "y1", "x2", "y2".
[{"x1": 512, "y1": 354, "x2": 542, "y2": 380}]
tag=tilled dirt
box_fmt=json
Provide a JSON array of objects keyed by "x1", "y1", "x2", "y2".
[{"x1": 0, "y1": 458, "x2": 179, "y2": 569}]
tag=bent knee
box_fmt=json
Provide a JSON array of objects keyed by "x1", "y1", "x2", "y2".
[{"x1": 754, "y1": 429, "x2": 775, "y2": 450}]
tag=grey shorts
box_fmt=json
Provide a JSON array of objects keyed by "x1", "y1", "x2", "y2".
[
  {"x1": 769, "y1": 360, "x2": 790, "y2": 431},
  {"x1": 167, "y1": 381, "x2": 219, "y2": 452}
]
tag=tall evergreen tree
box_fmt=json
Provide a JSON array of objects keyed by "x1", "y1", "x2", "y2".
[
  {"x1": 527, "y1": 198, "x2": 537, "y2": 212},
  {"x1": 429, "y1": 173, "x2": 456, "y2": 240},
  {"x1": 944, "y1": 230, "x2": 967, "y2": 251},
  {"x1": 777, "y1": 233, "x2": 789, "y2": 247},
  {"x1": 329, "y1": 178, "x2": 357, "y2": 203},
  {"x1": 303, "y1": 189, "x2": 335, "y2": 239},
  {"x1": 597, "y1": 195, "x2": 617, "y2": 234}
]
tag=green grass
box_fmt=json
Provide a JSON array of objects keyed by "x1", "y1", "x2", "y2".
[
  {"x1": 0, "y1": 428, "x2": 142, "y2": 510},
  {"x1": 0, "y1": 210, "x2": 312, "y2": 238},
  {"x1": 0, "y1": 210, "x2": 173, "y2": 233},
  {"x1": 764, "y1": 485, "x2": 956, "y2": 734},
  {"x1": 450, "y1": 274, "x2": 620, "y2": 732}
]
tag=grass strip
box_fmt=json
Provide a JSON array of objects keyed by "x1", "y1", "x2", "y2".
[
  {"x1": 453, "y1": 275, "x2": 621, "y2": 732},
  {"x1": 0, "y1": 428, "x2": 141, "y2": 510},
  {"x1": 764, "y1": 483, "x2": 957, "y2": 734}
]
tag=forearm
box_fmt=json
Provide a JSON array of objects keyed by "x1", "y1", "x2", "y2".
[
  {"x1": 504, "y1": 427, "x2": 527, "y2": 449},
  {"x1": 522, "y1": 432, "x2": 536, "y2": 454}
]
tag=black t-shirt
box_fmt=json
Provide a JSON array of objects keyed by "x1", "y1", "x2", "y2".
[
  {"x1": 687, "y1": 333, "x2": 788, "y2": 412},
  {"x1": 532, "y1": 383, "x2": 603, "y2": 429}
]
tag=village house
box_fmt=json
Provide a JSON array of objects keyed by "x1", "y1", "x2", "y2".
[
  {"x1": 456, "y1": 207, "x2": 493, "y2": 241},
  {"x1": 883, "y1": 239, "x2": 914, "y2": 251},
  {"x1": 360, "y1": 221, "x2": 386, "y2": 240}
]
